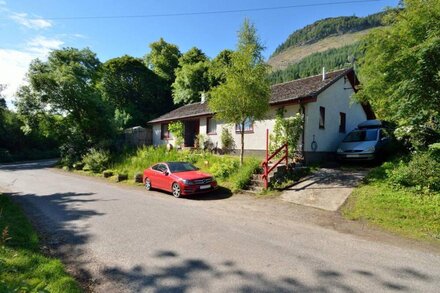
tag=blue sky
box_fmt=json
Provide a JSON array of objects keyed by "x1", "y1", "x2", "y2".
[{"x1": 0, "y1": 0, "x2": 398, "y2": 105}]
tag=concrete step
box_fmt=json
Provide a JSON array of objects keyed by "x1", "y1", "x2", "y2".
[{"x1": 250, "y1": 179, "x2": 264, "y2": 187}]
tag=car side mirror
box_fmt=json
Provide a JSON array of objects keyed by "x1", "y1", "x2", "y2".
[{"x1": 164, "y1": 171, "x2": 169, "y2": 176}]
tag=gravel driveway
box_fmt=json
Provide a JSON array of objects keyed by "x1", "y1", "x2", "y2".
[{"x1": 1, "y1": 160, "x2": 439, "y2": 292}]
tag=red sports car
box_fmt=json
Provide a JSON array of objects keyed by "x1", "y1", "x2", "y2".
[{"x1": 143, "y1": 162, "x2": 217, "y2": 198}]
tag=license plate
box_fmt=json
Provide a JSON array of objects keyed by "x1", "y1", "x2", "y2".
[
  {"x1": 347, "y1": 154, "x2": 360, "y2": 158},
  {"x1": 200, "y1": 184, "x2": 211, "y2": 190}
]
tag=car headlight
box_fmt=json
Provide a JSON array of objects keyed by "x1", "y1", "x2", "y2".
[
  {"x1": 337, "y1": 148, "x2": 343, "y2": 153},
  {"x1": 181, "y1": 179, "x2": 194, "y2": 185},
  {"x1": 365, "y1": 146, "x2": 375, "y2": 153}
]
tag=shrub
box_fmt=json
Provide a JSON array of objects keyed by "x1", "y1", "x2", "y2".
[
  {"x1": 82, "y1": 149, "x2": 110, "y2": 173},
  {"x1": 229, "y1": 158, "x2": 261, "y2": 191},
  {"x1": 0, "y1": 148, "x2": 13, "y2": 163},
  {"x1": 168, "y1": 121, "x2": 184, "y2": 147},
  {"x1": 220, "y1": 127, "x2": 235, "y2": 153},
  {"x1": 209, "y1": 159, "x2": 239, "y2": 178},
  {"x1": 388, "y1": 152, "x2": 440, "y2": 192}
]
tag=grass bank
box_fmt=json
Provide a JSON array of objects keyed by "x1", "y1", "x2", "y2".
[
  {"x1": 0, "y1": 194, "x2": 81, "y2": 292},
  {"x1": 343, "y1": 161, "x2": 440, "y2": 242},
  {"x1": 106, "y1": 146, "x2": 261, "y2": 192}
]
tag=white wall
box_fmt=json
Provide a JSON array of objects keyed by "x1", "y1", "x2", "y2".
[
  {"x1": 201, "y1": 104, "x2": 300, "y2": 150},
  {"x1": 303, "y1": 77, "x2": 367, "y2": 152}
]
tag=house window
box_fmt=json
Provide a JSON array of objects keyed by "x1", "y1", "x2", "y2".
[
  {"x1": 236, "y1": 118, "x2": 254, "y2": 133},
  {"x1": 319, "y1": 107, "x2": 325, "y2": 129},
  {"x1": 160, "y1": 123, "x2": 169, "y2": 140},
  {"x1": 339, "y1": 112, "x2": 346, "y2": 133},
  {"x1": 207, "y1": 117, "x2": 217, "y2": 135}
]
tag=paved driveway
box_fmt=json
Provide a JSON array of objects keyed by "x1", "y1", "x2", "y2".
[
  {"x1": 0, "y1": 160, "x2": 439, "y2": 292},
  {"x1": 281, "y1": 168, "x2": 368, "y2": 211}
]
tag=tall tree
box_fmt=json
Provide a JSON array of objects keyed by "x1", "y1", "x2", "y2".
[
  {"x1": 172, "y1": 47, "x2": 211, "y2": 105},
  {"x1": 144, "y1": 38, "x2": 181, "y2": 83},
  {"x1": 209, "y1": 49, "x2": 233, "y2": 86},
  {"x1": 144, "y1": 38, "x2": 181, "y2": 113},
  {"x1": 209, "y1": 19, "x2": 270, "y2": 164},
  {"x1": 15, "y1": 47, "x2": 115, "y2": 165},
  {"x1": 357, "y1": 0, "x2": 440, "y2": 148},
  {"x1": 100, "y1": 55, "x2": 161, "y2": 127}
]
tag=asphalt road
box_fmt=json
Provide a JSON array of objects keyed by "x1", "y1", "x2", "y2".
[{"x1": 1, "y1": 160, "x2": 439, "y2": 292}]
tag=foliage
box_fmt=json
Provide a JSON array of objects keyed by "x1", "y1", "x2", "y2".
[
  {"x1": 144, "y1": 38, "x2": 181, "y2": 83},
  {"x1": 388, "y1": 152, "x2": 440, "y2": 193},
  {"x1": 343, "y1": 161, "x2": 440, "y2": 241},
  {"x1": 228, "y1": 158, "x2": 261, "y2": 191},
  {"x1": 209, "y1": 158, "x2": 239, "y2": 179},
  {"x1": 209, "y1": 19, "x2": 270, "y2": 164},
  {"x1": 357, "y1": 0, "x2": 440, "y2": 149},
  {"x1": 16, "y1": 47, "x2": 116, "y2": 165},
  {"x1": 269, "y1": 42, "x2": 362, "y2": 84},
  {"x1": 272, "y1": 11, "x2": 386, "y2": 56},
  {"x1": 172, "y1": 47, "x2": 211, "y2": 104},
  {"x1": 0, "y1": 194, "x2": 81, "y2": 292},
  {"x1": 209, "y1": 49, "x2": 233, "y2": 86},
  {"x1": 100, "y1": 55, "x2": 163, "y2": 126},
  {"x1": 269, "y1": 109, "x2": 303, "y2": 158},
  {"x1": 168, "y1": 121, "x2": 184, "y2": 147},
  {"x1": 82, "y1": 148, "x2": 111, "y2": 173},
  {"x1": 220, "y1": 127, "x2": 235, "y2": 153},
  {"x1": 195, "y1": 133, "x2": 206, "y2": 150},
  {"x1": 0, "y1": 100, "x2": 59, "y2": 162},
  {"x1": 110, "y1": 146, "x2": 259, "y2": 191}
]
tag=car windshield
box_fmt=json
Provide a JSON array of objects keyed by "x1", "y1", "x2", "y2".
[
  {"x1": 167, "y1": 162, "x2": 199, "y2": 173},
  {"x1": 343, "y1": 129, "x2": 378, "y2": 142}
]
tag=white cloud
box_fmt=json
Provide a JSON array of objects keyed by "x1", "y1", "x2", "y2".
[
  {"x1": 0, "y1": 1, "x2": 6, "y2": 6},
  {"x1": 0, "y1": 36, "x2": 64, "y2": 106},
  {"x1": 10, "y1": 12, "x2": 52, "y2": 29}
]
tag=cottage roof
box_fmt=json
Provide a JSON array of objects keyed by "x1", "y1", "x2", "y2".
[
  {"x1": 149, "y1": 68, "x2": 356, "y2": 123},
  {"x1": 148, "y1": 102, "x2": 213, "y2": 123}
]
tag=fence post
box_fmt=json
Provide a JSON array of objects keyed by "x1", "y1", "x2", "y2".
[{"x1": 264, "y1": 129, "x2": 269, "y2": 189}]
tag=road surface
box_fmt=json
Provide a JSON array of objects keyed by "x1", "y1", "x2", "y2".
[{"x1": 1, "y1": 160, "x2": 439, "y2": 292}]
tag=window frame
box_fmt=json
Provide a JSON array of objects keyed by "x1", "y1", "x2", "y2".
[
  {"x1": 319, "y1": 106, "x2": 325, "y2": 129},
  {"x1": 206, "y1": 116, "x2": 217, "y2": 135},
  {"x1": 235, "y1": 118, "x2": 254, "y2": 134},
  {"x1": 160, "y1": 123, "x2": 170, "y2": 140},
  {"x1": 339, "y1": 112, "x2": 346, "y2": 133}
]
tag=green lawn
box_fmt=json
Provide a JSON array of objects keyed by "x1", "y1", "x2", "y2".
[
  {"x1": 343, "y1": 164, "x2": 440, "y2": 242},
  {"x1": 0, "y1": 195, "x2": 81, "y2": 292}
]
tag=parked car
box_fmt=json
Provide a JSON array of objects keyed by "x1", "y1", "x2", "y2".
[
  {"x1": 143, "y1": 162, "x2": 217, "y2": 198},
  {"x1": 337, "y1": 120, "x2": 391, "y2": 161}
]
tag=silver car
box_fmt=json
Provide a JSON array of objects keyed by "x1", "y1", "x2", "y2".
[{"x1": 337, "y1": 120, "x2": 390, "y2": 161}]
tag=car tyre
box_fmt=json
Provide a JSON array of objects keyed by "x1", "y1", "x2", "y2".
[
  {"x1": 145, "y1": 178, "x2": 152, "y2": 190},
  {"x1": 172, "y1": 182, "x2": 181, "y2": 198}
]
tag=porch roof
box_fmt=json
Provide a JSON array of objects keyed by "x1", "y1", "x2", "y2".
[{"x1": 149, "y1": 68, "x2": 355, "y2": 124}]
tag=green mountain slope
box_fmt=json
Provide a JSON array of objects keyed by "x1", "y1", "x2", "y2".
[
  {"x1": 269, "y1": 42, "x2": 363, "y2": 84},
  {"x1": 267, "y1": 11, "x2": 390, "y2": 84},
  {"x1": 271, "y1": 12, "x2": 386, "y2": 57}
]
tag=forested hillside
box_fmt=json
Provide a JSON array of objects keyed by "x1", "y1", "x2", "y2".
[
  {"x1": 269, "y1": 42, "x2": 362, "y2": 84},
  {"x1": 271, "y1": 12, "x2": 385, "y2": 57},
  {"x1": 267, "y1": 11, "x2": 389, "y2": 84}
]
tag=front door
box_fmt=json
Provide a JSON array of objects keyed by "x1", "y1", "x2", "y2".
[{"x1": 184, "y1": 119, "x2": 199, "y2": 147}]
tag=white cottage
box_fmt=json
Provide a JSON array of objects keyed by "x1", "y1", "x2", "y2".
[{"x1": 148, "y1": 68, "x2": 375, "y2": 163}]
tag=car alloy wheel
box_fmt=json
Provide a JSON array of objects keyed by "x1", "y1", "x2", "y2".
[
  {"x1": 145, "y1": 178, "x2": 151, "y2": 190},
  {"x1": 172, "y1": 182, "x2": 181, "y2": 198}
]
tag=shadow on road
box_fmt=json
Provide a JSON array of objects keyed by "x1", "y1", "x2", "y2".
[
  {"x1": 100, "y1": 249, "x2": 433, "y2": 292},
  {"x1": 0, "y1": 159, "x2": 58, "y2": 171},
  {"x1": 5, "y1": 191, "x2": 106, "y2": 290}
]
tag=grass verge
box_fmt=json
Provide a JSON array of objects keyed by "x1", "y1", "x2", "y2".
[
  {"x1": 342, "y1": 163, "x2": 440, "y2": 242},
  {"x1": 0, "y1": 194, "x2": 81, "y2": 292}
]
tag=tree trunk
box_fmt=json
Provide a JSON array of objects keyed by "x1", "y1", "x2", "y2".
[{"x1": 240, "y1": 121, "x2": 245, "y2": 166}]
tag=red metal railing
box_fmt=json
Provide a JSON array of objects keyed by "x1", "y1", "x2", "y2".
[{"x1": 261, "y1": 129, "x2": 288, "y2": 189}]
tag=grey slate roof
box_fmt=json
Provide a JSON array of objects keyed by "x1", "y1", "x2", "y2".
[{"x1": 149, "y1": 68, "x2": 353, "y2": 123}]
